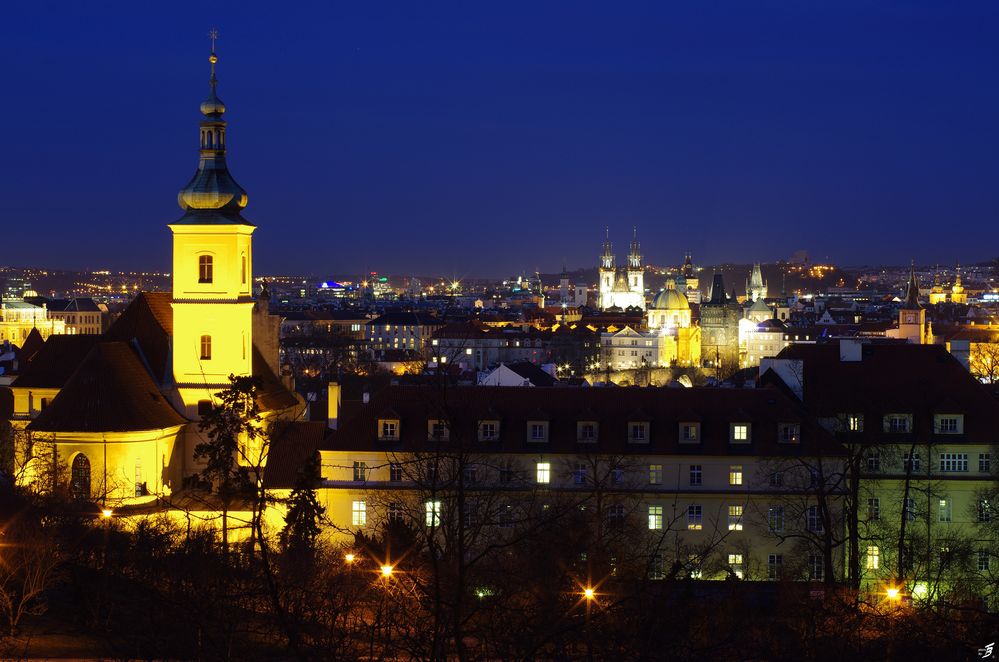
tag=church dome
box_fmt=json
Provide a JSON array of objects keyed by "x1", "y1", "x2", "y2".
[
  {"x1": 651, "y1": 278, "x2": 689, "y2": 310},
  {"x1": 174, "y1": 47, "x2": 251, "y2": 225}
]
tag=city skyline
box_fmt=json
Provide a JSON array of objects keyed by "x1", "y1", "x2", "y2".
[{"x1": 3, "y1": 2, "x2": 999, "y2": 276}]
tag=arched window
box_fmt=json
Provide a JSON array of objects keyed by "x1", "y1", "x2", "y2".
[
  {"x1": 241, "y1": 253, "x2": 247, "y2": 285},
  {"x1": 71, "y1": 454, "x2": 91, "y2": 500},
  {"x1": 198, "y1": 255, "x2": 213, "y2": 283},
  {"x1": 200, "y1": 335, "x2": 212, "y2": 360}
]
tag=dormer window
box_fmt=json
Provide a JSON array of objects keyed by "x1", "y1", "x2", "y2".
[
  {"x1": 527, "y1": 421, "x2": 549, "y2": 442},
  {"x1": 730, "y1": 423, "x2": 751, "y2": 444},
  {"x1": 934, "y1": 414, "x2": 963, "y2": 435},
  {"x1": 198, "y1": 255, "x2": 214, "y2": 284},
  {"x1": 427, "y1": 419, "x2": 449, "y2": 441},
  {"x1": 629, "y1": 421, "x2": 650, "y2": 444},
  {"x1": 778, "y1": 423, "x2": 800, "y2": 444},
  {"x1": 378, "y1": 419, "x2": 400, "y2": 441},
  {"x1": 884, "y1": 414, "x2": 912, "y2": 434},
  {"x1": 679, "y1": 422, "x2": 699, "y2": 443},
  {"x1": 478, "y1": 420, "x2": 499, "y2": 441},
  {"x1": 577, "y1": 421, "x2": 598, "y2": 443},
  {"x1": 844, "y1": 414, "x2": 864, "y2": 432}
]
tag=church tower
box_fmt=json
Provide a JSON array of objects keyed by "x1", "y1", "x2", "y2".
[
  {"x1": 627, "y1": 227, "x2": 643, "y2": 296},
  {"x1": 951, "y1": 263, "x2": 968, "y2": 304},
  {"x1": 895, "y1": 265, "x2": 926, "y2": 344},
  {"x1": 169, "y1": 40, "x2": 256, "y2": 414},
  {"x1": 598, "y1": 228, "x2": 614, "y2": 309}
]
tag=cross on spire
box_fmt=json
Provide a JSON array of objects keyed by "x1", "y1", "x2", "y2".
[{"x1": 209, "y1": 28, "x2": 219, "y2": 53}]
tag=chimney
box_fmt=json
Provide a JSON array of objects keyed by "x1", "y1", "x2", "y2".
[{"x1": 327, "y1": 382, "x2": 341, "y2": 430}]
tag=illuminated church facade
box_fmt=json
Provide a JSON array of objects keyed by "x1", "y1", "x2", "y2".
[
  {"x1": 9, "y1": 46, "x2": 302, "y2": 507},
  {"x1": 597, "y1": 229, "x2": 645, "y2": 310}
]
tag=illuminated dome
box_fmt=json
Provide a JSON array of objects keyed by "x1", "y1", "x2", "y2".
[{"x1": 651, "y1": 278, "x2": 689, "y2": 310}]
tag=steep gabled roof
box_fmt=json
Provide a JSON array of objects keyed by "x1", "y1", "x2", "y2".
[
  {"x1": 329, "y1": 385, "x2": 842, "y2": 457},
  {"x1": 768, "y1": 343, "x2": 999, "y2": 443},
  {"x1": 12, "y1": 334, "x2": 102, "y2": 389},
  {"x1": 105, "y1": 292, "x2": 173, "y2": 385},
  {"x1": 262, "y1": 421, "x2": 328, "y2": 489},
  {"x1": 29, "y1": 342, "x2": 186, "y2": 433}
]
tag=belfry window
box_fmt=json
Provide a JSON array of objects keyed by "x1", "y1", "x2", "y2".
[
  {"x1": 199, "y1": 255, "x2": 214, "y2": 283},
  {"x1": 200, "y1": 335, "x2": 212, "y2": 360},
  {"x1": 241, "y1": 254, "x2": 247, "y2": 285}
]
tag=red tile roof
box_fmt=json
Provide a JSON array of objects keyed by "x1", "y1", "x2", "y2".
[
  {"x1": 29, "y1": 342, "x2": 186, "y2": 433},
  {"x1": 12, "y1": 334, "x2": 102, "y2": 388},
  {"x1": 262, "y1": 421, "x2": 328, "y2": 489}
]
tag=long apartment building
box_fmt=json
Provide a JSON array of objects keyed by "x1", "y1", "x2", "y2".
[{"x1": 269, "y1": 384, "x2": 848, "y2": 582}]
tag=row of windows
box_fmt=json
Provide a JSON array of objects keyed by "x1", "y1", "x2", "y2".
[
  {"x1": 377, "y1": 418, "x2": 799, "y2": 444},
  {"x1": 865, "y1": 451, "x2": 990, "y2": 474},
  {"x1": 647, "y1": 552, "x2": 824, "y2": 581},
  {"x1": 347, "y1": 460, "x2": 753, "y2": 487},
  {"x1": 865, "y1": 496, "x2": 994, "y2": 523},
  {"x1": 844, "y1": 413, "x2": 966, "y2": 435}
]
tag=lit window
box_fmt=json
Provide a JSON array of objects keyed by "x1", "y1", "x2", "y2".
[
  {"x1": 687, "y1": 505, "x2": 702, "y2": 530},
  {"x1": 649, "y1": 464, "x2": 663, "y2": 485},
  {"x1": 846, "y1": 414, "x2": 863, "y2": 432},
  {"x1": 689, "y1": 464, "x2": 702, "y2": 486},
  {"x1": 351, "y1": 500, "x2": 367, "y2": 526},
  {"x1": 648, "y1": 505, "x2": 663, "y2": 530},
  {"x1": 729, "y1": 465, "x2": 743, "y2": 486},
  {"x1": 199, "y1": 335, "x2": 212, "y2": 360},
  {"x1": 728, "y1": 554, "x2": 744, "y2": 579},
  {"x1": 730, "y1": 424, "x2": 750, "y2": 443},
  {"x1": 680, "y1": 422, "x2": 699, "y2": 443},
  {"x1": 425, "y1": 500, "x2": 442, "y2": 527},
  {"x1": 536, "y1": 462, "x2": 550, "y2": 484},
  {"x1": 378, "y1": 419, "x2": 399, "y2": 440},
  {"x1": 938, "y1": 498, "x2": 952, "y2": 522},
  {"x1": 198, "y1": 255, "x2": 213, "y2": 283},
  {"x1": 866, "y1": 545, "x2": 879, "y2": 570},
  {"x1": 728, "y1": 505, "x2": 743, "y2": 531}
]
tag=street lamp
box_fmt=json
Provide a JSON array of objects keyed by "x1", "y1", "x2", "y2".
[
  {"x1": 380, "y1": 564, "x2": 394, "y2": 578},
  {"x1": 101, "y1": 508, "x2": 113, "y2": 519},
  {"x1": 344, "y1": 552, "x2": 355, "y2": 564},
  {"x1": 886, "y1": 587, "x2": 900, "y2": 601}
]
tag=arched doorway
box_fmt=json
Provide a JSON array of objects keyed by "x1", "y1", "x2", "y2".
[{"x1": 71, "y1": 453, "x2": 91, "y2": 500}]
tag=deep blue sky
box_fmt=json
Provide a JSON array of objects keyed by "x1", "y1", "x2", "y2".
[{"x1": 2, "y1": 1, "x2": 998, "y2": 277}]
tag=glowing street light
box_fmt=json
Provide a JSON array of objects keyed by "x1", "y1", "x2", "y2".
[
  {"x1": 344, "y1": 552, "x2": 355, "y2": 564},
  {"x1": 583, "y1": 587, "x2": 595, "y2": 601},
  {"x1": 380, "y1": 564, "x2": 394, "y2": 578},
  {"x1": 886, "y1": 587, "x2": 900, "y2": 601},
  {"x1": 101, "y1": 508, "x2": 113, "y2": 519}
]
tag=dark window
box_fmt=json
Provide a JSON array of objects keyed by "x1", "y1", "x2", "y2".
[
  {"x1": 199, "y1": 255, "x2": 214, "y2": 283},
  {"x1": 71, "y1": 454, "x2": 91, "y2": 500},
  {"x1": 197, "y1": 400, "x2": 213, "y2": 416},
  {"x1": 200, "y1": 335, "x2": 212, "y2": 360},
  {"x1": 390, "y1": 463, "x2": 403, "y2": 482}
]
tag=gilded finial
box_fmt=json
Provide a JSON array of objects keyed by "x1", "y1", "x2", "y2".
[{"x1": 208, "y1": 28, "x2": 219, "y2": 87}]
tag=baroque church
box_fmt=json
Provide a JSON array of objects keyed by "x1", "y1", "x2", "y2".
[
  {"x1": 597, "y1": 229, "x2": 645, "y2": 310},
  {"x1": 9, "y1": 46, "x2": 304, "y2": 506}
]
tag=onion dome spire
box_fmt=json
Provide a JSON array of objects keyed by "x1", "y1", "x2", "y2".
[{"x1": 176, "y1": 31, "x2": 251, "y2": 226}]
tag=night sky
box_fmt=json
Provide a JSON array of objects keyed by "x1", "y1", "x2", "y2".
[{"x1": 3, "y1": 1, "x2": 998, "y2": 278}]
